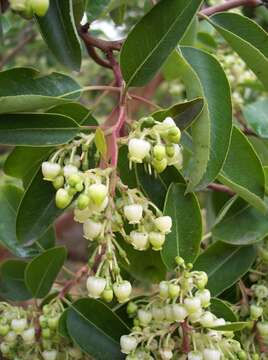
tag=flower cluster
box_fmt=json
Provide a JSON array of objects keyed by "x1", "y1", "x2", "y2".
[
  {"x1": 42, "y1": 135, "x2": 172, "y2": 304},
  {"x1": 9, "y1": 0, "x2": 49, "y2": 17},
  {"x1": 120, "y1": 257, "x2": 246, "y2": 359},
  {"x1": 0, "y1": 301, "x2": 84, "y2": 360},
  {"x1": 127, "y1": 116, "x2": 183, "y2": 174}
]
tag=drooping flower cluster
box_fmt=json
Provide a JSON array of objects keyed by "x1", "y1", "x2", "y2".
[
  {"x1": 120, "y1": 257, "x2": 246, "y2": 359},
  {"x1": 127, "y1": 116, "x2": 183, "y2": 174},
  {"x1": 9, "y1": 0, "x2": 49, "y2": 17},
  {"x1": 41, "y1": 134, "x2": 172, "y2": 304},
  {"x1": 0, "y1": 301, "x2": 84, "y2": 360},
  {"x1": 237, "y1": 239, "x2": 268, "y2": 357}
]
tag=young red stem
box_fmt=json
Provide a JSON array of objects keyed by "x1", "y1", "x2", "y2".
[{"x1": 181, "y1": 321, "x2": 191, "y2": 353}]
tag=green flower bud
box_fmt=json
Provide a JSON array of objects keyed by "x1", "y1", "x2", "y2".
[
  {"x1": 166, "y1": 144, "x2": 175, "y2": 158},
  {"x1": 0, "y1": 324, "x2": 9, "y2": 337},
  {"x1": 153, "y1": 144, "x2": 166, "y2": 161},
  {"x1": 52, "y1": 175, "x2": 64, "y2": 190},
  {"x1": 67, "y1": 173, "x2": 82, "y2": 187},
  {"x1": 47, "y1": 316, "x2": 59, "y2": 330},
  {"x1": 77, "y1": 194, "x2": 90, "y2": 210},
  {"x1": 88, "y1": 184, "x2": 108, "y2": 205},
  {"x1": 250, "y1": 304, "x2": 263, "y2": 320},
  {"x1": 149, "y1": 231, "x2": 165, "y2": 250},
  {"x1": 168, "y1": 127, "x2": 181, "y2": 144},
  {"x1": 141, "y1": 116, "x2": 155, "y2": 129},
  {"x1": 152, "y1": 158, "x2": 167, "y2": 173},
  {"x1": 127, "y1": 302, "x2": 138, "y2": 315},
  {"x1": 168, "y1": 283, "x2": 180, "y2": 299},
  {"x1": 55, "y1": 188, "x2": 72, "y2": 209},
  {"x1": 39, "y1": 315, "x2": 47, "y2": 328},
  {"x1": 101, "y1": 288, "x2": 114, "y2": 303},
  {"x1": 42, "y1": 328, "x2": 52, "y2": 339},
  {"x1": 29, "y1": 0, "x2": 50, "y2": 17}
]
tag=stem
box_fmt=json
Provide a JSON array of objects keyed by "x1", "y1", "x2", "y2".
[
  {"x1": 200, "y1": 0, "x2": 262, "y2": 16},
  {"x1": 207, "y1": 183, "x2": 235, "y2": 196},
  {"x1": 181, "y1": 321, "x2": 191, "y2": 353},
  {"x1": 110, "y1": 106, "x2": 127, "y2": 167},
  {"x1": 59, "y1": 265, "x2": 88, "y2": 299}
]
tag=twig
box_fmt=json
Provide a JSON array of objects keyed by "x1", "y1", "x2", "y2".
[
  {"x1": 200, "y1": 0, "x2": 262, "y2": 16},
  {"x1": 181, "y1": 321, "x2": 191, "y2": 353},
  {"x1": 59, "y1": 265, "x2": 88, "y2": 299},
  {"x1": 207, "y1": 183, "x2": 235, "y2": 196}
]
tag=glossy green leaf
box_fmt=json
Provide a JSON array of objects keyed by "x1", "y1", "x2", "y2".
[
  {"x1": 178, "y1": 47, "x2": 232, "y2": 191},
  {"x1": 208, "y1": 12, "x2": 268, "y2": 90},
  {"x1": 37, "y1": 0, "x2": 82, "y2": 70},
  {"x1": 243, "y1": 99, "x2": 268, "y2": 138},
  {"x1": 219, "y1": 126, "x2": 266, "y2": 213},
  {"x1": 4, "y1": 147, "x2": 52, "y2": 188},
  {"x1": 162, "y1": 183, "x2": 202, "y2": 270},
  {"x1": 66, "y1": 298, "x2": 128, "y2": 359},
  {"x1": 0, "y1": 68, "x2": 80, "y2": 114},
  {"x1": 0, "y1": 260, "x2": 32, "y2": 301},
  {"x1": 152, "y1": 97, "x2": 204, "y2": 131},
  {"x1": 0, "y1": 185, "x2": 55, "y2": 257},
  {"x1": 248, "y1": 137, "x2": 268, "y2": 166},
  {"x1": 210, "y1": 322, "x2": 248, "y2": 332},
  {"x1": 194, "y1": 242, "x2": 257, "y2": 296},
  {"x1": 73, "y1": 0, "x2": 86, "y2": 25},
  {"x1": 212, "y1": 198, "x2": 268, "y2": 245},
  {"x1": 86, "y1": 0, "x2": 111, "y2": 21},
  {"x1": 120, "y1": 0, "x2": 203, "y2": 88},
  {"x1": 0, "y1": 113, "x2": 79, "y2": 146},
  {"x1": 59, "y1": 309, "x2": 70, "y2": 338},
  {"x1": 210, "y1": 298, "x2": 237, "y2": 322},
  {"x1": 25, "y1": 247, "x2": 67, "y2": 298},
  {"x1": 16, "y1": 170, "x2": 64, "y2": 244},
  {"x1": 95, "y1": 128, "x2": 107, "y2": 158}
]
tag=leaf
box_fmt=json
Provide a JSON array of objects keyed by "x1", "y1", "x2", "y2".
[
  {"x1": 210, "y1": 298, "x2": 237, "y2": 322},
  {"x1": 243, "y1": 99, "x2": 268, "y2": 138},
  {"x1": 178, "y1": 47, "x2": 232, "y2": 191},
  {"x1": 16, "y1": 170, "x2": 64, "y2": 244},
  {"x1": 95, "y1": 128, "x2": 107, "y2": 158},
  {"x1": 0, "y1": 260, "x2": 32, "y2": 301},
  {"x1": 0, "y1": 185, "x2": 55, "y2": 257},
  {"x1": 152, "y1": 97, "x2": 204, "y2": 131},
  {"x1": 194, "y1": 241, "x2": 257, "y2": 296},
  {"x1": 4, "y1": 147, "x2": 53, "y2": 188},
  {"x1": 37, "y1": 0, "x2": 82, "y2": 70},
  {"x1": 162, "y1": 183, "x2": 202, "y2": 270},
  {"x1": 120, "y1": 0, "x2": 203, "y2": 88},
  {"x1": 0, "y1": 68, "x2": 80, "y2": 114},
  {"x1": 66, "y1": 298, "x2": 128, "y2": 359},
  {"x1": 209, "y1": 322, "x2": 248, "y2": 332},
  {"x1": 0, "y1": 113, "x2": 80, "y2": 146},
  {"x1": 219, "y1": 126, "x2": 266, "y2": 213},
  {"x1": 208, "y1": 12, "x2": 268, "y2": 90},
  {"x1": 25, "y1": 247, "x2": 67, "y2": 298},
  {"x1": 212, "y1": 198, "x2": 268, "y2": 245},
  {"x1": 86, "y1": 0, "x2": 112, "y2": 21}
]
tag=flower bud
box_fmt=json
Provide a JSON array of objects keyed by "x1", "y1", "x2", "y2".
[
  {"x1": 172, "y1": 304, "x2": 188, "y2": 322},
  {"x1": 159, "y1": 281, "x2": 169, "y2": 299},
  {"x1": 102, "y1": 288, "x2": 114, "y2": 303},
  {"x1": 42, "y1": 162, "x2": 61, "y2": 181},
  {"x1": 166, "y1": 144, "x2": 175, "y2": 158},
  {"x1": 21, "y1": 327, "x2": 35, "y2": 343},
  {"x1": 128, "y1": 138, "x2": 151, "y2": 163},
  {"x1": 74, "y1": 208, "x2": 91, "y2": 223},
  {"x1": 138, "y1": 309, "x2": 152, "y2": 326},
  {"x1": 152, "y1": 158, "x2": 167, "y2": 173},
  {"x1": 42, "y1": 350, "x2": 58, "y2": 360},
  {"x1": 52, "y1": 175, "x2": 64, "y2": 190},
  {"x1": 195, "y1": 272, "x2": 208, "y2": 289},
  {"x1": 188, "y1": 308, "x2": 203, "y2": 323},
  {"x1": 90, "y1": 196, "x2": 109, "y2": 214},
  {"x1": 120, "y1": 335, "x2": 138, "y2": 354},
  {"x1": 127, "y1": 302, "x2": 138, "y2": 315},
  {"x1": 83, "y1": 219, "x2": 102, "y2": 240},
  {"x1": 77, "y1": 194, "x2": 90, "y2": 210},
  {"x1": 67, "y1": 173, "x2": 82, "y2": 187},
  {"x1": 184, "y1": 298, "x2": 202, "y2": 314},
  {"x1": 154, "y1": 216, "x2": 172, "y2": 234},
  {"x1": 199, "y1": 312, "x2": 215, "y2": 327},
  {"x1": 160, "y1": 348, "x2": 173, "y2": 360},
  {"x1": 152, "y1": 306, "x2": 165, "y2": 321},
  {"x1": 5, "y1": 330, "x2": 17, "y2": 343},
  {"x1": 168, "y1": 283, "x2": 180, "y2": 299},
  {"x1": 113, "y1": 281, "x2": 132, "y2": 303},
  {"x1": 48, "y1": 316, "x2": 59, "y2": 330},
  {"x1": 63, "y1": 164, "x2": 78, "y2": 178},
  {"x1": 257, "y1": 321, "x2": 268, "y2": 336},
  {"x1": 203, "y1": 349, "x2": 221, "y2": 360},
  {"x1": 153, "y1": 144, "x2": 166, "y2": 161},
  {"x1": 213, "y1": 318, "x2": 226, "y2": 327},
  {"x1": 149, "y1": 232, "x2": 165, "y2": 250},
  {"x1": 68, "y1": 347, "x2": 83, "y2": 359},
  {"x1": 0, "y1": 342, "x2": 10, "y2": 355},
  {"x1": 130, "y1": 231, "x2": 149, "y2": 251},
  {"x1": 163, "y1": 117, "x2": 176, "y2": 126},
  {"x1": 88, "y1": 184, "x2": 108, "y2": 205},
  {"x1": 29, "y1": 0, "x2": 50, "y2": 17},
  {"x1": 168, "y1": 127, "x2": 181, "y2": 144},
  {"x1": 188, "y1": 351, "x2": 203, "y2": 360},
  {"x1": 55, "y1": 188, "x2": 72, "y2": 209},
  {"x1": 0, "y1": 324, "x2": 9, "y2": 337},
  {"x1": 11, "y1": 318, "x2": 27, "y2": 334},
  {"x1": 195, "y1": 289, "x2": 211, "y2": 308},
  {"x1": 167, "y1": 144, "x2": 183, "y2": 168},
  {"x1": 250, "y1": 304, "x2": 263, "y2": 320},
  {"x1": 87, "y1": 276, "x2": 106, "y2": 299},
  {"x1": 124, "y1": 204, "x2": 143, "y2": 224}
]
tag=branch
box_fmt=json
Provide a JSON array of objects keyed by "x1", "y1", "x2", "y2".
[
  {"x1": 200, "y1": 0, "x2": 262, "y2": 16},
  {"x1": 207, "y1": 183, "x2": 235, "y2": 196}
]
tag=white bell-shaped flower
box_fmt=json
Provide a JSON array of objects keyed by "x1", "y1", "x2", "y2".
[
  {"x1": 159, "y1": 281, "x2": 169, "y2": 299},
  {"x1": 124, "y1": 204, "x2": 143, "y2": 224},
  {"x1": 184, "y1": 297, "x2": 202, "y2": 314},
  {"x1": 163, "y1": 117, "x2": 176, "y2": 126},
  {"x1": 130, "y1": 231, "x2": 149, "y2": 251},
  {"x1": 88, "y1": 184, "x2": 108, "y2": 205},
  {"x1": 188, "y1": 351, "x2": 203, "y2": 360},
  {"x1": 196, "y1": 289, "x2": 211, "y2": 308},
  {"x1": 149, "y1": 232, "x2": 165, "y2": 250},
  {"x1": 137, "y1": 309, "x2": 152, "y2": 326},
  {"x1": 154, "y1": 216, "x2": 172, "y2": 234},
  {"x1": 167, "y1": 144, "x2": 183, "y2": 167},
  {"x1": 87, "y1": 276, "x2": 106, "y2": 299},
  {"x1": 11, "y1": 318, "x2": 27, "y2": 334},
  {"x1": 83, "y1": 219, "x2": 102, "y2": 240},
  {"x1": 120, "y1": 335, "x2": 138, "y2": 354},
  {"x1": 21, "y1": 327, "x2": 35, "y2": 343},
  {"x1": 113, "y1": 281, "x2": 132, "y2": 303},
  {"x1": 199, "y1": 312, "x2": 215, "y2": 328},
  {"x1": 203, "y1": 349, "x2": 221, "y2": 360},
  {"x1": 42, "y1": 162, "x2": 61, "y2": 181},
  {"x1": 42, "y1": 350, "x2": 58, "y2": 360},
  {"x1": 63, "y1": 164, "x2": 78, "y2": 178},
  {"x1": 128, "y1": 138, "x2": 151, "y2": 163},
  {"x1": 172, "y1": 304, "x2": 188, "y2": 322}
]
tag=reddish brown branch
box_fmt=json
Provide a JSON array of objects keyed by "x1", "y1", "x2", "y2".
[
  {"x1": 181, "y1": 321, "x2": 191, "y2": 353},
  {"x1": 59, "y1": 265, "x2": 88, "y2": 299},
  {"x1": 200, "y1": 0, "x2": 262, "y2": 16},
  {"x1": 207, "y1": 183, "x2": 235, "y2": 196}
]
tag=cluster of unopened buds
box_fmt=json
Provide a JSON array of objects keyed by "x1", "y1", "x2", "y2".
[
  {"x1": 42, "y1": 133, "x2": 172, "y2": 304},
  {"x1": 237, "y1": 239, "x2": 268, "y2": 358},
  {"x1": 9, "y1": 0, "x2": 49, "y2": 17},
  {"x1": 127, "y1": 116, "x2": 183, "y2": 174},
  {"x1": 0, "y1": 301, "x2": 84, "y2": 359},
  {"x1": 120, "y1": 257, "x2": 246, "y2": 360}
]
